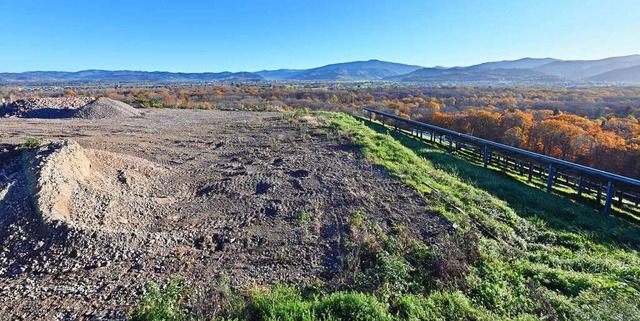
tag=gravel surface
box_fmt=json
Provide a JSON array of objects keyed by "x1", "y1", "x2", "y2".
[{"x1": 0, "y1": 109, "x2": 449, "y2": 320}]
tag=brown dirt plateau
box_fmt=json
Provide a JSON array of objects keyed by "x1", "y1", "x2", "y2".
[{"x1": 0, "y1": 109, "x2": 449, "y2": 320}]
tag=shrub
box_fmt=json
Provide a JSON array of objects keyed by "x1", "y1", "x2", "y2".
[
  {"x1": 22, "y1": 136, "x2": 44, "y2": 150},
  {"x1": 131, "y1": 278, "x2": 188, "y2": 321},
  {"x1": 314, "y1": 292, "x2": 391, "y2": 321}
]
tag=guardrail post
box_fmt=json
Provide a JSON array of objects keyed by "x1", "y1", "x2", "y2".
[
  {"x1": 617, "y1": 190, "x2": 624, "y2": 208},
  {"x1": 483, "y1": 146, "x2": 489, "y2": 168},
  {"x1": 604, "y1": 181, "x2": 614, "y2": 215},
  {"x1": 368, "y1": 110, "x2": 372, "y2": 122},
  {"x1": 546, "y1": 163, "x2": 554, "y2": 193},
  {"x1": 596, "y1": 182, "x2": 603, "y2": 208},
  {"x1": 577, "y1": 177, "x2": 583, "y2": 197},
  {"x1": 518, "y1": 160, "x2": 523, "y2": 175},
  {"x1": 448, "y1": 136, "x2": 453, "y2": 154},
  {"x1": 539, "y1": 165, "x2": 544, "y2": 178},
  {"x1": 527, "y1": 163, "x2": 533, "y2": 182}
]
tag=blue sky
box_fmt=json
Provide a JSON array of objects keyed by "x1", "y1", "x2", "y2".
[{"x1": 1, "y1": 0, "x2": 639, "y2": 72}]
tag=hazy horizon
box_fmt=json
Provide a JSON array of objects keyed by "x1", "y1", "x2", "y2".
[
  {"x1": 1, "y1": 0, "x2": 640, "y2": 73},
  {"x1": 1, "y1": 54, "x2": 639, "y2": 74}
]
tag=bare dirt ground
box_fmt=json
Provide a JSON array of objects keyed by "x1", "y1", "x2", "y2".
[{"x1": 0, "y1": 109, "x2": 449, "y2": 320}]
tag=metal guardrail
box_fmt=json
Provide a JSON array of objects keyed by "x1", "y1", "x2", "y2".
[{"x1": 364, "y1": 108, "x2": 640, "y2": 215}]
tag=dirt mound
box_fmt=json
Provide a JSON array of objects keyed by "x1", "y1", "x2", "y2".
[
  {"x1": 1, "y1": 97, "x2": 94, "y2": 118},
  {"x1": 26, "y1": 140, "x2": 165, "y2": 230},
  {"x1": 74, "y1": 97, "x2": 140, "y2": 119},
  {"x1": 34, "y1": 140, "x2": 93, "y2": 223}
]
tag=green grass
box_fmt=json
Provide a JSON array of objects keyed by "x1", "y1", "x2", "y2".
[{"x1": 132, "y1": 112, "x2": 640, "y2": 321}]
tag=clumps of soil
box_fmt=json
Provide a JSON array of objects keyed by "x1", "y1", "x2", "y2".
[{"x1": 74, "y1": 97, "x2": 141, "y2": 119}]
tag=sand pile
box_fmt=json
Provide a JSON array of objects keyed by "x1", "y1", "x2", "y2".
[{"x1": 74, "y1": 97, "x2": 141, "y2": 119}]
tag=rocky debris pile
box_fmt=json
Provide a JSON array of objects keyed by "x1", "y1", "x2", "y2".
[
  {"x1": 1, "y1": 97, "x2": 94, "y2": 117},
  {"x1": 9, "y1": 139, "x2": 167, "y2": 232},
  {"x1": 74, "y1": 97, "x2": 141, "y2": 119},
  {"x1": 1, "y1": 139, "x2": 167, "y2": 267},
  {"x1": 0, "y1": 96, "x2": 141, "y2": 119}
]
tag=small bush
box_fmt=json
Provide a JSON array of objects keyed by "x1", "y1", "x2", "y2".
[
  {"x1": 241, "y1": 285, "x2": 314, "y2": 321},
  {"x1": 241, "y1": 286, "x2": 391, "y2": 321},
  {"x1": 293, "y1": 211, "x2": 310, "y2": 226},
  {"x1": 315, "y1": 292, "x2": 391, "y2": 321},
  {"x1": 394, "y1": 292, "x2": 488, "y2": 321},
  {"x1": 131, "y1": 278, "x2": 188, "y2": 321},
  {"x1": 22, "y1": 136, "x2": 44, "y2": 150}
]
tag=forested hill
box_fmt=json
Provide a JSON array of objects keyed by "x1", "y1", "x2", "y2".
[{"x1": 263, "y1": 60, "x2": 424, "y2": 80}]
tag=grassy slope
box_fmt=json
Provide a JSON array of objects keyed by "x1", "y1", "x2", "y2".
[{"x1": 133, "y1": 112, "x2": 640, "y2": 321}]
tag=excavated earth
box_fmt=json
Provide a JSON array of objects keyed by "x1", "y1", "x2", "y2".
[{"x1": 0, "y1": 109, "x2": 450, "y2": 320}]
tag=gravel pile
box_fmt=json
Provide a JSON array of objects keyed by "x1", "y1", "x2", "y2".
[
  {"x1": 2, "y1": 97, "x2": 94, "y2": 118},
  {"x1": 74, "y1": 97, "x2": 140, "y2": 119}
]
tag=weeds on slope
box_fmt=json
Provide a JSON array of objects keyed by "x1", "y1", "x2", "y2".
[{"x1": 328, "y1": 113, "x2": 640, "y2": 320}]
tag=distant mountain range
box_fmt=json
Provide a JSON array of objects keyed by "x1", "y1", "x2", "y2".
[
  {"x1": 2, "y1": 55, "x2": 640, "y2": 84},
  {"x1": 389, "y1": 55, "x2": 640, "y2": 83},
  {"x1": 0, "y1": 70, "x2": 264, "y2": 83}
]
